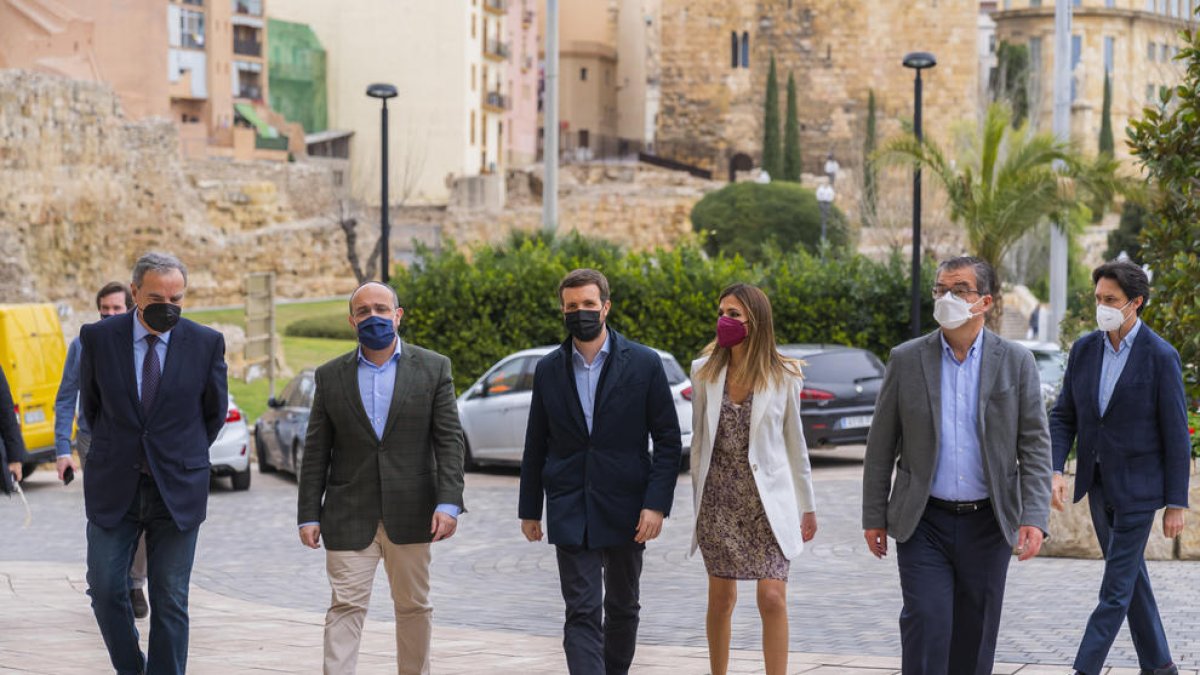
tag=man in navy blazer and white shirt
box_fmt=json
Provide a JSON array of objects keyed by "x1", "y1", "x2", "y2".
[
  {"x1": 1050, "y1": 261, "x2": 1190, "y2": 675},
  {"x1": 80, "y1": 252, "x2": 227, "y2": 675},
  {"x1": 519, "y1": 268, "x2": 682, "y2": 675}
]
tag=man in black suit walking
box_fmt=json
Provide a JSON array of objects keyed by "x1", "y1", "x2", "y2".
[
  {"x1": 519, "y1": 268, "x2": 682, "y2": 675},
  {"x1": 80, "y1": 252, "x2": 227, "y2": 675}
]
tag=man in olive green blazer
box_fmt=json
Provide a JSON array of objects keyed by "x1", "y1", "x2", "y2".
[{"x1": 297, "y1": 281, "x2": 466, "y2": 675}]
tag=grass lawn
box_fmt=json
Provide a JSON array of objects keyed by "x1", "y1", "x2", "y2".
[{"x1": 190, "y1": 300, "x2": 356, "y2": 425}]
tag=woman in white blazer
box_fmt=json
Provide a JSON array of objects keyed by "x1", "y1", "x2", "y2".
[{"x1": 689, "y1": 283, "x2": 817, "y2": 675}]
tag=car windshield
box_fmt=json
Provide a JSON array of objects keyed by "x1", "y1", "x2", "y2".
[
  {"x1": 796, "y1": 350, "x2": 884, "y2": 383},
  {"x1": 660, "y1": 355, "x2": 688, "y2": 385}
]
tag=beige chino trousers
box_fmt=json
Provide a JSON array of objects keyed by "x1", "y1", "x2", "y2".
[{"x1": 324, "y1": 522, "x2": 432, "y2": 675}]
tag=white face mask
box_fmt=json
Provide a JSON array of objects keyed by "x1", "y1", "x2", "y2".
[
  {"x1": 933, "y1": 293, "x2": 982, "y2": 330},
  {"x1": 1096, "y1": 300, "x2": 1133, "y2": 333}
]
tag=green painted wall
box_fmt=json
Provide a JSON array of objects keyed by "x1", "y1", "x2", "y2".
[{"x1": 268, "y1": 18, "x2": 327, "y2": 134}]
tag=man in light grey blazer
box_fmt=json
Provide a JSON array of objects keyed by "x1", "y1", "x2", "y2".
[{"x1": 862, "y1": 256, "x2": 1053, "y2": 675}]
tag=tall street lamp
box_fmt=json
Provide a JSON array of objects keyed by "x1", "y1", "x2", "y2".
[
  {"x1": 366, "y1": 82, "x2": 398, "y2": 284},
  {"x1": 902, "y1": 51, "x2": 936, "y2": 339}
]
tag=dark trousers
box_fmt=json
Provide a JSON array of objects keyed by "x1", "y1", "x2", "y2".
[
  {"x1": 87, "y1": 474, "x2": 200, "y2": 675},
  {"x1": 555, "y1": 542, "x2": 644, "y2": 675},
  {"x1": 1073, "y1": 470, "x2": 1172, "y2": 674},
  {"x1": 896, "y1": 504, "x2": 1012, "y2": 675}
]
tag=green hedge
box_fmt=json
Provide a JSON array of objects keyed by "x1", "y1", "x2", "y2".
[
  {"x1": 285, "y1": 313, "x2": 357, "y2": 340},
  {"x1": 394, "y1": 232, "x2": 934, "y2": 393},
  {"x1": 691, "y1": 181, "x2": 850, "y2": 263}
]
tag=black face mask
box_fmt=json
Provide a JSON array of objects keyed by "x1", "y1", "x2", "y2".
[
  {"x1": 564, "y1": 309, "x2": 604, "y2": 342},
  {"x1": 141, "y1": 303, "x2": 182, "y2": 333}
]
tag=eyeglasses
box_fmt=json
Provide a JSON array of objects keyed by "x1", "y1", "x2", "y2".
[{"x1": 932, "y1": 285, "x2": 982, "y2": 300}]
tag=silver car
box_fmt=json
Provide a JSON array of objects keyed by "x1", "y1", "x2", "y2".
[
  {"x1": 457, "y1": 345, "x2": 694, "y2": 469},
  {"x1": 1015, "y1": 339, "x2": 1067, "y2": 413},
  {"x1": 210, "y1": 394, "x2": 251, "y2": 490}
]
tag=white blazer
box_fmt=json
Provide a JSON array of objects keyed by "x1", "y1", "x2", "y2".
[{"x1": 689, "y1": 357, "x2": 817, "y2": 560}]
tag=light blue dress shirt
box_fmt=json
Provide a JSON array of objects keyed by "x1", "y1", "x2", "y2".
[
  {"x1": 54, "y1": 337, "x2": 86, "y2": 457},
  {"x1": 1099, "y1": 319, "x2": 1141, "y2": 417},
  {"x1": 357, "y1": 344, "x2": 459, "y2": 519},
  {"x1": 571, "y1": 333, "x2": 611, "y2": 434},
  {"x1": 132, "y1": 317, "x2": 171, "y2": 401},
  {"x1": 930, "y1": 329, "x2": 989, "y2": 502}
]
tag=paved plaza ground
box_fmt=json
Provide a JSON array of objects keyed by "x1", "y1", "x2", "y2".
[{"x1": 2, "y1": 447, "x2": 1198, "y2": 674}]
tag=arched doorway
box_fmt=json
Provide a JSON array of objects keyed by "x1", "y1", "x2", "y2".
[{"x1": 728, "y1": 153, "x2": 753, "y2": 182}]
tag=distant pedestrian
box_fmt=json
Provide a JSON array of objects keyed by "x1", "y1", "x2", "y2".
[
  {"x1": 688, "y1": 283, "x2": 817, "y2": 675},
  {"x1": 861, "y1": 255, "x2": 1052, "y2": 675},
  {"x1": 1050, "y1": 261, "x2": 1190, "y2": 675},
  {"x1": 80, "y1": 252, "x2": 228, "y2": 675},
  {"x1": 54, "y1": 282, "x2": 149, "y2": 619},
  {"x1": 297, "y1": 281, "x2": 466, "y2": 675},
  {"x1": 1, "y1": 365, "x2": 26, "y2": 494},
  {"x1": 519, "y1": 268, "x2": 682, "y2": 675}
]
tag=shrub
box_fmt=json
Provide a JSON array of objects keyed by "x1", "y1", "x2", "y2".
[
  {"x1": 690, "y1": 182, "x2": 849, "y2": 263},
  {"x1": 285, "y1": 313, "x2": 357, "y2": 340},
  {"x1": 394, "y1": 232, "x2": 931, "y2": 392}
]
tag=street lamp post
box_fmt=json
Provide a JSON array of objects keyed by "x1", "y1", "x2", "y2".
[
  {"x1": 902, "y1": 51, "x2": 936, "y2": 340},
  {"x1": 366, "y1": 82, "x2": 398, "y2": 284}
]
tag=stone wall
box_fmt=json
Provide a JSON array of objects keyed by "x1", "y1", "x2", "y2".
[{"x1": 656, "y1": 0, "x2": 980, "y2": 214}]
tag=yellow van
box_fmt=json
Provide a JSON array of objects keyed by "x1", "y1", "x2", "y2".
[{"x1": 0, "y1": 304, "x2": 67, "y2": 473}]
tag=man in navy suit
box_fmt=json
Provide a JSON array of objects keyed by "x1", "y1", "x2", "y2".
[
  {"x1": 519, "y1": 268, "x2": 682, "y2": 675},
  {"x1": 1050, "y1": 260, "x2": 1190, "y2": 675},
  {"x1": 80, "y1": 252, "x2": 228, "y2": 675}
]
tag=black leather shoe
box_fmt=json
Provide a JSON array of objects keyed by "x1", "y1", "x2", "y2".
[
  {"x1": 130, "y1": 588, "x2": 149, "y2": 619},
  {"x1": 1141, "y1": 665, "x2": 1179, "y2": 675}
]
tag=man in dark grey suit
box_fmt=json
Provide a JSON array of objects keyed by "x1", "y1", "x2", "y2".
[
  {"x1": 297, "y1": 281, "x2": 466, "y2": 675},
  {"x1": 862, "y1": 256, "x2": 1053, "y2": 675}
]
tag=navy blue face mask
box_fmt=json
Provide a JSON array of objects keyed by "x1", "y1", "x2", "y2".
[{"x1": 356, "y1": 315, "x2": 397, "y2": 350}]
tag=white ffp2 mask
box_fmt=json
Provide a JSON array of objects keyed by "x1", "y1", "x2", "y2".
[{"x1": 933, "y1": 293, "x2": 982, "y2": 330}]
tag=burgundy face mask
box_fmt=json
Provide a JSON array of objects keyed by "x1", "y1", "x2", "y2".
[{"x1": 716, "y1": 315, "x2": 747, "y2": 348}]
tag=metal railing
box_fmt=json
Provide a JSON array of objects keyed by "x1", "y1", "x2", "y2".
[
  {"x1": 483, "y1": 38, "x2": 510, "y2": 60},
  {"x1": 483, "y1": 0, "x2": 508, "y2": 13},
  {"x1": 483, "y1": 91, "x2": 509, "y2": 110},
  {"x1": 233, "y1": 38, "x2": 261, "y2": 57},
  {"x1": 234, "y1": 0, "x2": 263, "y2": 16},
  {"x1": 237, "y1": 85, "x2": 262, "y2": 100}
]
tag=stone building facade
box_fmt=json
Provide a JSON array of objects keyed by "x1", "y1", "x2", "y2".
[
  {"x1": 655, "y1": 0, "x2": 981, "y2": 187},
  {"x1": 992, "y1": 0, "x2": 1196, "y2": 165}
]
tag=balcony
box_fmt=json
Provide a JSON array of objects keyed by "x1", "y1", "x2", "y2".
[
  {"x1": 483, "y1": 0, "x2": 507, "y2": 15},
  {"x1": 483, "y1": 38, "x2": 510, "y2": 61},
  {"x1": 483, "y1": 91, "x2": 509, "y2": 112},
  {"x1": 234, "y1": 0, "x2": 263, "y2": 16},
  {"x1": 237, "y1": 85, "x2": 263, "y2": 100},
  {"x1": 234, "y1": 37, "x2": 262, "y2": 57}
]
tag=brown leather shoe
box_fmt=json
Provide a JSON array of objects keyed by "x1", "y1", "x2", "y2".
[{"x1": 130, "y1": 588, "x2": 149, "y2": 619}]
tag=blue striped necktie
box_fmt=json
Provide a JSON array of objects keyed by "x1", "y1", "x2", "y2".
[{"x1": 142, "y1": 334, "x2": 160, "y2": 413}]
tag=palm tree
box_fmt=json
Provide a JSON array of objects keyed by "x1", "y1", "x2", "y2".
[{"x1": 877, "y1": 103, "x2": 1120, "y2": 323}]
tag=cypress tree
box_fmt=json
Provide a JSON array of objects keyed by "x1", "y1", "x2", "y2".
[
  {"x1": 762, "y1": 54, "x2": 782, "y2": 179},
  {"x1": 783, "y1": 71, "x2": 802, "y2": 181},
  {"x1": 863, "y1": 89, "x2": 878, "y2": 221},
  {"x1": 1099, "y1": 71, "x2": 1115, "y2": 156}
]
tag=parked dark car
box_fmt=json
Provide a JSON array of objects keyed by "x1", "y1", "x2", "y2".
[
  {"x1": 254, "y1": 368, "x2": 315, "y2": 476},
  {"x1": 777, "y1": 344, "x2": 885, "y2": 448}
]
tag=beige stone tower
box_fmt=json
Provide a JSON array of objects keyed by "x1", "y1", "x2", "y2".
[{"x1": 656, "y1": 0, "x2": 980, "y2": 183}]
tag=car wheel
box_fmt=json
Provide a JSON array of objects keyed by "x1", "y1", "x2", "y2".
[
  {"x1": 463, "y1": 436, "x2": 477, "y2": 472},
  {"x1": 19, "y1": 462, "x2": 37, "y2": 482},
  {"x1": 230, "y1": 464, "x2": 252, "y2": 491},
  {"x1": 255, "y1": 428, "x2": 276, "y2": 474}
]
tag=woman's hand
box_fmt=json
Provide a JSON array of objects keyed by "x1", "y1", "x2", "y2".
[{"x1": 801, "y1": 511, "x2": 818, "y2": 542}]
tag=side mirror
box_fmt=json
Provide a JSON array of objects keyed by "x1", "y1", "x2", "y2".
[
  {"x1": 477, "y1": 383, "x2": 490, "y2": 398},
  {"x1": 267, "y1": 397, "x2": 282, "y2": 408}
]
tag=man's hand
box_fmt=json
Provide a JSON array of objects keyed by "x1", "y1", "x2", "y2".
[
  {"x1": 431, "y1": 511, "x2": 458, "y2": 542},
  {"x1": 1051, "y1": 473, "x2": 1068, "y2": 512},
  {"x1": 801, "y1": 511, "x2": 818, "y2": 542},
  {"x1": 1016, "y1": 526, "x2": 1044, "y2": 561},
  {"x1": 864, "y1": 528, "x2": 888, "y2": 558},
  {"x1": 7, "y1": 462, "x2": 22, "y2": 484},
  {"x1": 634, "y1": 509, "x2": 664, "y2": 544},
  {"x1": 56, "y1": 456, "x2": 79, "y2": 482},
  {"x1": 521, "y1": 519, "x2": 543, "y2": 542},
  {"x1": 1163, "y1": 507, "x2": 1186, "y2": 539},
  {"x1": 299, "y1": 524, "x2": 321, "y2": 549}
]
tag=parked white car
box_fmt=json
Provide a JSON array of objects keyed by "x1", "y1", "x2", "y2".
[
  {"x1": 209, "y1": 395, "x2": 251, "y2": 490},
  {"x1": 457, "y1": 345, "x2": 694, "y2": 469}
]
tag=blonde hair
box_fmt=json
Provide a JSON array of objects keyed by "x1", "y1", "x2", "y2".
[{"x1": 694, "y1": 283, "x2": 802, "y2": 390}]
